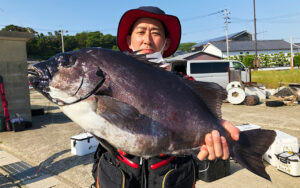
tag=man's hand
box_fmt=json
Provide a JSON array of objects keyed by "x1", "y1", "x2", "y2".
[{"x1": 197, "y1": 120, "x2": 240, "y2": 161}]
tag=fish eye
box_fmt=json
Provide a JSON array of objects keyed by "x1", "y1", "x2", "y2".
[{"x1": 59, "y1": 54, "x2": 77, "y2": 68}]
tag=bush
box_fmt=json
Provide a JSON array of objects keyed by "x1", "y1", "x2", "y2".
[
  {"x1": 242, "y1": 55, "x2": 255, "y2": 67},
  {"x1": 231, "y1": 53, "x2": 296, "y2": 68},
  {"x1": 294, "y1": 55, "x2": 300, "y2": 67},
  {"x1": 259, "y1": 53, "x2": 271, "y2": 67}
]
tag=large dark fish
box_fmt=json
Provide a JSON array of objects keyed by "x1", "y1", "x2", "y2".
[{"x1": 28, "y1": 47, "x2": 276, "y2": 180}]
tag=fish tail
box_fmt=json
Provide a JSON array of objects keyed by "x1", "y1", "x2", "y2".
[{"x1": 230, "y1": 129, "x2": 276, "y2": 181}]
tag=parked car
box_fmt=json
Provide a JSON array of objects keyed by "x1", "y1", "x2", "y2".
[{"x1": 168, "y1": 59, "x2": 250, "y2": 88}]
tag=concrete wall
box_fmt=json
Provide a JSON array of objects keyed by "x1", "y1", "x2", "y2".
[{"x1": 0, "y1": 31, "x2": 33, "y2": 122}]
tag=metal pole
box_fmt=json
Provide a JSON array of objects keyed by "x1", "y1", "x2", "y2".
[
  {"x1": 253, "y1": 0, "x2": 259, "y2": 69},
  {"x1": 223, "y1": 9, "x2": 230, "y2": 59},
  {"x1": 61, "y1": 30, "x2": 65, "y2": 52},
  {"x1": 290, "y1": 36, "x2": 294, "y2": 70}
]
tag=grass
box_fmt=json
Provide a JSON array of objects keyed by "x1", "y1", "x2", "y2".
[{"x1": 251, "y1": 69, "x2": 300, "y2": 88}]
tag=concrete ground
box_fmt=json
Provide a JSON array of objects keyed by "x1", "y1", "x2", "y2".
[{"x1": 0, "y1": 90, "x2": 299, "y2": 188}]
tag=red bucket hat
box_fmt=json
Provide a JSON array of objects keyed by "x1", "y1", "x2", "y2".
[{"x1": 117, "y1": 6, "x2": 181, "y2": 58}]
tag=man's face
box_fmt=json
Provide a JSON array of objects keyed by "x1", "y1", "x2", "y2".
[{"x1": 127, "y1": 18, "x2": 170, "y2": 55}]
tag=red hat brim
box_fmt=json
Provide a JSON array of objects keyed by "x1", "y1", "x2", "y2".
[{"x1": 117, "y1": 9, "x2": 181, "y2": 58}]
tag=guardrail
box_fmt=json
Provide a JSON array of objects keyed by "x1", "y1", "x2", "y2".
[{"x1": 257, "y1": 67, "x2": 299, "y2": 71}]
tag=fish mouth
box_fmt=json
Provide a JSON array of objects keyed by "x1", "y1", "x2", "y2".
[
  {"x1": 29, "y1": 66, "x2": 105, "y2": 106},
  {"x1": 28, "y1": 65, "x2": 52, "y2": 99}
]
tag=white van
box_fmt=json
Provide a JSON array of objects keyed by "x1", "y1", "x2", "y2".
[{"x1": 169, "y1": 60, "x2": 250, "y2": 88}]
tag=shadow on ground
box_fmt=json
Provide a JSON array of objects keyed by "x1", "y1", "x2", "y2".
[
  {"x1": 0, "y1": 149, "x2": 93, "y2": 187},
  {"x1": 38, "y1": 149, "x2": 93, "y2": 175},
  {"x1": 31, "y1": 105, "x2": 59, "y2": 112},
  {"x1": 28, "y1": 112, "x2": 73, "y2": 130}
]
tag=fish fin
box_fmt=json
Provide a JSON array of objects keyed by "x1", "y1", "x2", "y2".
[
  {"x1": 230, "y1": 129, "x2": 276, "y2": 181},
  {"x1": 94, "y1": 95, "x2": 141, "y2": 125},
  {"x1": 183, "y1": 80, "x2": 227, "y2": 120}
]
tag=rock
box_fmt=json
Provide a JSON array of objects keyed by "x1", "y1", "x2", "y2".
[{"x1": 274, "y1": 87, "x2": 294, "y2": 97}]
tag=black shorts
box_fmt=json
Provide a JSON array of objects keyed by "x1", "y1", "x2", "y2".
[{"x1": 93, "y1": 150, "x2": 196, "y2": 188}]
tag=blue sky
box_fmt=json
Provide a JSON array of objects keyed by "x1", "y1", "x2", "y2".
[{"x1": 1, "y1": 0, "x2": 300, "y2": 43}]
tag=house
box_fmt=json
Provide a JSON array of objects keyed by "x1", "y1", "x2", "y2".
[
  {"x1": 191, "y1": 31, "x2": 300, "y2": 58},
  {"x1": 168, "y1": 51, "x2": 221, "y2": 61},
  {"x1": 202, "y1": 40, "x2": 300, "y2": 58},
  {"x1": 191, "y1": 30, "x2": 252, "y2": 52},
  {"x1": 295, "y1": 43, "x2": 300, "y2": 53}
]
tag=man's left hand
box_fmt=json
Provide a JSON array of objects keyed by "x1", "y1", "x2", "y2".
[{"x1": 197, "y1": 120, "x2": 240, "y2": 161}]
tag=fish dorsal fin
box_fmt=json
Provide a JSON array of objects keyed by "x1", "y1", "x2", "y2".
[{"x1": 182, "y1": 79, "x2": 227, "y2": 120}]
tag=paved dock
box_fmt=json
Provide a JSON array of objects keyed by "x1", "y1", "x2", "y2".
[{"x1": 0, "y1": 90, "x2": 299, "y2": 187}]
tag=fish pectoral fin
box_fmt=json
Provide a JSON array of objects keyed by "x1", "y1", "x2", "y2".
[
  {"x1": 183, "y1": 80, "x2": 227, "y2": 120},
  {"x1": 94, "y1": 95, "x2": 141, "y2": 124}
]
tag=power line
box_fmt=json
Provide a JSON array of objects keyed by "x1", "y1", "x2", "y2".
[
  {"x1": 230, "y1": 17, "x2": 252, "y2": 23},
  {"x1": 230, "y1": 10, "x2": 300, "y2": 24},
  {"x1": 258, "y1": 11, "x2": 300, "y2": 21},
  {"x1": 181, "y1": 10, "x2": 224, "y2": 22},
  {"x1": 182, "y1": 26, "x2": 224, "y2": 36},
  {"x1": 257, "y1": 19, "x2": 300, "y2": 24}
]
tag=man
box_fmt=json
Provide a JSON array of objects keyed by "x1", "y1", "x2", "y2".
[{"x1": 92, "y1": 6, "x2": 239, "y2": 188}]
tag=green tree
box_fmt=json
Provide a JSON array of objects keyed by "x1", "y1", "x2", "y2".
[
  {"x1": 177, "y1": 43, "x2": 196, "y2": 52},
  {"x1": 86, "y1": 31, "x2": 103, "y2": 47},
  {"x1": 75, "y1": 32, "x2": 90, "y2": 48},
  {"x1": 242, "y1": 54, "x2": 255, "y2": 67},
  {"x1": 230, "y1": 55, "x2": 244, "y2": 62},
  {"x1": 1, "y1": 24, "x2": 37, "y2": 34},
  {"x1": 294, "y1": 55, "x2": 300, "y2": 67},
  {"x1": 27, "y1": 32, "x2": 61, "y2": 59},
  {"x1": 112, "y1": 45, "x2": 119, "y2": 51},
  {"x1": 64, "y1": 35, "x2": 78, "y2": 51},
  {"x1": 259, "y1": 53, "x2": 272, "y2": 67},
  {"x1": 100, "y1": 34, "x2": 116, "y2": 49},
  {"x1": 1, "y1": 24, "x2": 119, "y2": 59},
  {"x1": 272, "y1": 52, "x2": 289, "y2": 66}
]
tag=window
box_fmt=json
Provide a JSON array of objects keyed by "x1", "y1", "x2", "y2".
[
  {"x1": 232, "y1": 62, "x2": 245, "y2": 70},
  {"x1": 190, "y1": 62, "x2": 229, "y2": 74}
]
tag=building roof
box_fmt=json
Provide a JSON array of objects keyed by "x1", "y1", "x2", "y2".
[
  {"x1": 210, "y1": 40, "x2": 300, "y2": 52},
  {"x1": 192, "y1": 30, "x2": 251, "y2": 48},
  {"x1": 168, "y1": 51, "x2": 221, "y2": 60},
  {"x1": 168, "y1": 51, "x2": 199, "y2": 60}
]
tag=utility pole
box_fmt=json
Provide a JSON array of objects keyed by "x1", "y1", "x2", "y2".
[
  {"x1": 59, "y1": 29, "x2": 67, "y2": 52},
  {"x1": 253, "y1": 0, "x2": 259, "y2": 69},
  {"x1": 223, "y1": 9, "x2": 230, "y2": 59},
  {"x1": 290, "y1": 36, "x2": 294, "y2": 70}
]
